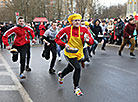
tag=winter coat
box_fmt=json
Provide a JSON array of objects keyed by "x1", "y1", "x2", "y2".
[{"x1": 123, "y1": 23, "x2": 136, "y2": 38}]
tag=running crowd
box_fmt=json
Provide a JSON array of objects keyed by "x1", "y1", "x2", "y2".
[{"x1": 0, "y1": 14, "x2": 138, "y2": 96}]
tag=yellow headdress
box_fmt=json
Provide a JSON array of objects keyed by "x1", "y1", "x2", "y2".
[{"x1": 68, "y1": 14, "x2": 82, "y2": 24}]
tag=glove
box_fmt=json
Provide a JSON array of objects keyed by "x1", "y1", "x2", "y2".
[{"x1": 129, "y1": 35, "x2": 131, "y2": 39}]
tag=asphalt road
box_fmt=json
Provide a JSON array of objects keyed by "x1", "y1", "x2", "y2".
[{"x1": 0, "y1": 44, "x2": 138, "y2": 102}]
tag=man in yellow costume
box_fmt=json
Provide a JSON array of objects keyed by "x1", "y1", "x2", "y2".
[{"x1": 55, "y1": 14, "x2": 94, "y2": 96}]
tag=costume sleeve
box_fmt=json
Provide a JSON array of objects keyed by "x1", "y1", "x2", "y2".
[
  {"x1": 2, "y1": 27, "x2": 16, "y2": 46},
  {"x1": 55, "y1": 27, "x2": 67, "y2": 46},
  {"x1": 26, "y1": 26, "x2": 35, "y2": 39},
  {"x1": 85, "y1": 28, "x2": 94, "y2": 45}
]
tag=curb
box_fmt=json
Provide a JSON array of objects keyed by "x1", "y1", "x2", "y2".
[{"x1": 99, "y1": 43, "x2": 138, "y2": 50}]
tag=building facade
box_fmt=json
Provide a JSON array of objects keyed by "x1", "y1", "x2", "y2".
[
  {"x1": 0, "y1": 0, "x2": 8, "y2": 7},
  {"x1": 127, "y1": 0, "x2": 138, "y2": 16}
]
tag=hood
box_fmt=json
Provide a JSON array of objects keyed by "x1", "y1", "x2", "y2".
[{"x1": 93, "y1": 19, "x2": 100, "y2": 26}]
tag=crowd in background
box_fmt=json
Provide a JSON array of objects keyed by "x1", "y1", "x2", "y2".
[{"x1": 0, "y1": 16, "x2": 138, "y2": 49}]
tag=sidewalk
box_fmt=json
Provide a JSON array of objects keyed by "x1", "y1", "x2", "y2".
[{"x1": 0, "y1": 53, "x2": 33, "y2": 102}]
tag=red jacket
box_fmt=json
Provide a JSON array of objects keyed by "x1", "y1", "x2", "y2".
[
  {"x1": 2, "y1": 25, "x2": 35, "y2": 46},
  {"x1": 55, "y1": 26, "x2": 94, "y2": 46},
  {"x1": 39, "y1": 24, "x2": 46, "y2": 36}
]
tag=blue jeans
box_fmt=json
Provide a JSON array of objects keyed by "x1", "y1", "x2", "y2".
[
  {"x1": 57, "y1": 44, "x2": 61, "y2": 57},
  {"x1": 91, "y1": 40, "x2": 98, "y2": 51},
  {"x1": 102, "y1": 37, "x2": 108, "y2": 49}
]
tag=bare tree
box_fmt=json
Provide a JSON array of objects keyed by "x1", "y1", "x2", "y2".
[
  {"x1": 0, "y1": 0, "x2": 127, "y2": 22},
  {"x1": 99, "y1": 3, "x2": 127, "y2": 19},
  {"x1": 75, "y1": 0, "x2": 89, "y2": 19},
  {"x1": 55, "y1": 0, "x2": 63, "y2": 20}
]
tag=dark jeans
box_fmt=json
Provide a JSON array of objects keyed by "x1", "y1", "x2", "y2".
[
  {"x1": 43, "y1": 42, "x2": 57, "y2": 69},
  {"x1": 12, "y1": 43, "x2": 30, "y2": 74},
  {"x1": 89, "y1": 40, "x2": 98, "y2": 53},
  {"x1": 61, "y1": 56, "x2": 81, "y2": 88},
  {"x1": 82, "y1": 47, "x2": 89, "y2": 62},
  {"x1": 109, "y1": 34, "x2": 114, "y2": 44},
  {"x1": 0, "y1": 36, "x2": 6, "y2": 49},
  {"x1": 102, "y1": 37, "x2": 108, "y2": 49},
  {"x1": 116, "y1": 35, "x2": 122, "y2": 45}
]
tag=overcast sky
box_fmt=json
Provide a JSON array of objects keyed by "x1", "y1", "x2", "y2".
[{"x1": 99, "y1": 0, "x2": 128, "y2": 7}]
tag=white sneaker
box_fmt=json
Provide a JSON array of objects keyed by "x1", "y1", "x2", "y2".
[
  {"x1": 58, "y1": 57, "x2": 61, "y2": 61},
  {"x1": 19, "y1": 73, "x2": 26, "y2": 79},
  {"x1": 74, "y1": 87, "x2": 83, "y2": 96},
  {"x1": 58, "y1": 71, "x2": 64, "y2": 84}
]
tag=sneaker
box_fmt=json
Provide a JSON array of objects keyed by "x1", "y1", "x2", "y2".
[
  {"x1": 74, "y1": 87, "x2": 83, "y2": 96},
  {"x1": 26, "y1": 66, "x2": 31, "y2": 71},
  {"x1": 130, "y1": 52, "x2": 136, "y2": 58},
  {"x1": 118, "y1": 51, "x2": 121, "y2": 56},
  {"x1": 49, "y1": 68, "x2": 56, "y2": 74},
  {"x1": 58, "y1": 57, "x2": 62, "y2": 61},
  {"x1": 58, "y1": 71, "x2": 64, "y2": 84},
  {"x1": 101, "y1": 48, "x2": 106, "y2": 51},
  {"x1": 19, "y1": 73, "x2": 26, "y2": 79},
  {"x1": 86, "y1": 58, "x2": 90, "y2": 62}
]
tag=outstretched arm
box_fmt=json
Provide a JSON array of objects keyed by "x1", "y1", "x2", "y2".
[{"x1": 55, "y1": 27, "x2": 67, "y2": 46}]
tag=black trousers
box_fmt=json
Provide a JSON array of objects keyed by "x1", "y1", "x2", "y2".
[
  {"x1": 61, "y1": 56, "x2": 81, "y2": 88},
  {"x1": 13, "y1": 43, "x2": 30, "y2": 74},
  {"x1": 82, "y1": 47, "x2": 89, "y2": 62},
  {"x1": 43, "y1": 42, "x2": 57, "y2": 69},
  {"x1": 0, "y1": 36, "x2": 6, "y2": 49},
  {"x1": 26, "y1": 44, "x2": 31, "y2": 67},
  {"x1": 116, "y1": 35, "x2": 122, "y2": 45},
  {"x1": 0, "y1": 37, "x2": 2, "y2": 48}
]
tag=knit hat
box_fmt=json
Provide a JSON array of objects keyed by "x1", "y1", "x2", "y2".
[{"x1": 68, "y1": 14, "x2": 82, "y2": 24}]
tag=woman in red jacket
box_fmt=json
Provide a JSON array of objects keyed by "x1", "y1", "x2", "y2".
[{"x1": 39, "y1": 22, "x2": 46, "y2": 44}]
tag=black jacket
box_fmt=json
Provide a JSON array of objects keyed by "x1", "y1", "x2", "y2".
[{"x1": 90, "y1": 19, "x2": 102, "y2": 39}]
